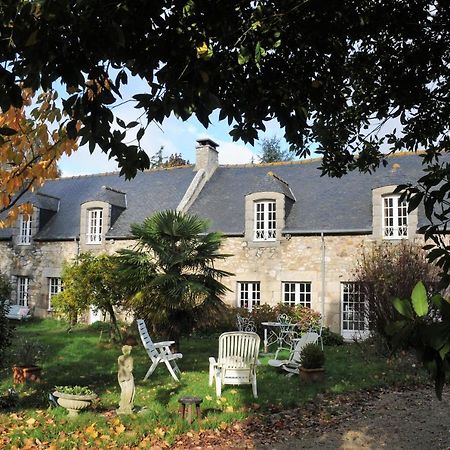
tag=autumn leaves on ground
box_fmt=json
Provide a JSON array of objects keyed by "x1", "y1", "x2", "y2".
[{"x1": 0, "y1": 319, "x2": 425, "y2": 449}]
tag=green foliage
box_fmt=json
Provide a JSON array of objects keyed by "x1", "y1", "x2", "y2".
[
  {"x1": 258, "y1": 136, "x2": 294, "y2": 163},
  {"x1": 52, "y1": 253, "x2": 125, "y2": 340},
  {"x1": 354, "y1": 241, "x2": 440, "y2": 340},
  {"x1": 54, "y1": 386, "x2": 96, "y2": 396},
  {"x1": 117, "y1": 210, "x2": 232, "y2": 344},
  {"x1": 321, "y1": 328, "x2": 344, "y2": 346},
  {"x1": 12, "y1": 338, "x2": 46, "y2": 367},
  {"x1": 388, "y1": 281, "x2": 450, "y2": 400},
  {"x1": 300, "y1": 343, "x2": 325, "y2": 369},
  {"x1": 0, "y1": 273, "x2": 13, "y2": 367},
  {"x1": 150, "y1": 146, "x2": 190, "y2": 168}
]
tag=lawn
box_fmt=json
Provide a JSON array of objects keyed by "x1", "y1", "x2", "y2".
[{"x1": 0, "y1": 319, "x2": 423, "y2": 449}]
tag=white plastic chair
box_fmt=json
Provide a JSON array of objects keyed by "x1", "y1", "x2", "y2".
[
  {"x1": 268, "y1": 331, "x2": 319, "y2": 373},
  {"x1": 209, "y1": 332, "x2": 260, "y2": 398},
  {"x1": 136, "y1": 319, "x2": 183, "y2": 382}
]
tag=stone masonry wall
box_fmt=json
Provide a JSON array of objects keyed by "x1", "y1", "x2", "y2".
[
  {"x1": 0, "y1": 232, "x2": 426, "y2": 334},
  {"x1": 215, "y1": 235, "x2": 372, "y2": 333}
]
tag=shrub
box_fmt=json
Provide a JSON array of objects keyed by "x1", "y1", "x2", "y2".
[
  {"x1": 12, "y1": 338, "x2": 46, "y2": 367},
  {"x1": 354, "y1": 241, "x2": 441, "y2": 340},
  {"x1": 321, "y1": 327, "x2": 344, "y2": 346},
  {"x1": 300, "y1": 343, "x2": 325, "y2": 369}
]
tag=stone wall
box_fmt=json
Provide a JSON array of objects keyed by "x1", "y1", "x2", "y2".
[
  {"x1": 0, "y1": 240, "x2": 78, "y2": 317},
  {"x1": 215, "y1": 234, "x2": 371, "y2": 333},
  {"x1": 0, "y1": 231, "x2": 427, "y2": 334}
]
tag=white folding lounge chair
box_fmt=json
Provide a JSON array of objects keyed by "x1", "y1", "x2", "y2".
[
  {"x1": 268, "y1": 331, "x2": 319, "y2": 374},
  {"x1": 136, "y1": 319, "x2": 183, "y2": 382},
  {"x1": 209, "y1": 331, "x2": 260, "y2": 398},
  {"x1": 6, "y1": 304, "x2": 31, "y2": 320}
]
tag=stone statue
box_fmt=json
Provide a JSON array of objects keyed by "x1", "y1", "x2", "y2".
[{"x1": 116, "y1": 345, "x2": 135, "y2": 415}]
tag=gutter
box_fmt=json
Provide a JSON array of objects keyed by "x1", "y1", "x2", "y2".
[{"x1": 283, "y1": 229, "x2": 371, "y2": 236}]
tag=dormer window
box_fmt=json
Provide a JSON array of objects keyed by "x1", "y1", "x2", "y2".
[
  {"x1": 87, "y1": 208, "x2": 103, "y2": 244},
  {"x1": 254, "y1": 201, "x2": 276, "y2": 241},
  {"x1": 383, "y1": 195, "x2": 408, "y2": 239},
  {"x1": 19, "y1": 214, "x2": 32, "y2": 245}
]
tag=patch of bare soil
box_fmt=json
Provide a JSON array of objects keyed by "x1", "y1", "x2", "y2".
[{"x1": 171, "y1": 385, "x2": 450, "y2": 450}]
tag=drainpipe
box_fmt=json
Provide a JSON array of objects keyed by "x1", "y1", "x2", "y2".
[
  {"x1": 75, "y1": 235, "x2": 80, "y2": 257},
  {"x1": 320, "y1": 232, "x2": 326, "y2": 325}
]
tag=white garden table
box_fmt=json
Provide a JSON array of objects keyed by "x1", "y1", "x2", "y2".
[{"x1": 261, "y1": 321, "x2": 298, "y2": 356}]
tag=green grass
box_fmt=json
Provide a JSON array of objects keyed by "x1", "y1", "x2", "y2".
[{"x1": 0, "y1": 319, "x2": 424, "y2": 448}]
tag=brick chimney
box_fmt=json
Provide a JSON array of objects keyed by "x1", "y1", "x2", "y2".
[{"x1": 195, "y1": 138, "x2": 219, "y2": 180}]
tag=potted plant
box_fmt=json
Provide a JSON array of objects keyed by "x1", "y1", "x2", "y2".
[
  {"x1": 12, "y1": 339, "x2": 45, "y2": 384},
  {"x1": 299, "y1": 343, "x2": 325, "y2": 383},
  {"x1": 53, "y1": 386, "x2": 97, "y2": 417}
]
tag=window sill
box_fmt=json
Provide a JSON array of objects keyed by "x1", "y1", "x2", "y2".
[{"x1": 245, "y1": 240, "x2": 280, "y2": 248}]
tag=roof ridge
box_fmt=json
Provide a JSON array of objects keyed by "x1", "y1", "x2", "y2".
[
  {"x1": 58, "y1": 164, "x2": 194, "y2": 181},
  {"x1": 219, "y1": 150, "x2": 428, "y2": 169}
]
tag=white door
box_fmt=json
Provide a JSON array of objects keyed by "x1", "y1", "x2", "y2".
[{"x1": 341, "y1": 283, "x2": 369, "y2": 341}]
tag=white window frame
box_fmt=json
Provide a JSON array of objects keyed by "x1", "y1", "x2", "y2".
[
  {"x1": 48, "y1": 277, "x2": 62, "y2": 311},
  {"x1": 341, "y1": 282, "x2": 369, "y2": 340},
  {"x1": 86, "y1": 208, "x2": 103, "y2": 244},
  {"x1": 382, "y1": 195, "x2": 408, "y2": 239},
  {"x1": 282, "y1": 282, "x2": 312, "y2": 308},
  {"x1": 254, "y1": 201, "x2": 276, "y2": 241},
  {"x1": 17, "y1": 276, "x2": 29, "y2": 306},
  {"x1": 237, "y1": 282, "x2": 261, "y2": 312},
  {"x1": 18, "y1": 214, "x2": 32, "y2": 245}
]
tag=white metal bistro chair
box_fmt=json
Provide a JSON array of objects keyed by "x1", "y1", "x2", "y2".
[
  {"x1": 136, "y1": 319, "x2": 183, "y2": 382},
  {"x1": 209, "y1": 332, "x2": 260, "y2": 398},
  {"x1": 274, "y1": 314, "x2": 298, "y2": 358},
  {"x1": 268, "y1": 331, "x2": 319, "y2": 374},
  {"x1": 236, "y1": 314, "x2": 257, "y2": 332}
]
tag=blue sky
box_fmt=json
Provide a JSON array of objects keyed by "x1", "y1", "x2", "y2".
[{"x1": 57, "y1": 76, "x2": 289, "y2": 177}]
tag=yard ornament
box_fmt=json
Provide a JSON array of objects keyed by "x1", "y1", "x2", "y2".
[{"x1": 117, "y1": 345, "x2": 135, "y2": 415}]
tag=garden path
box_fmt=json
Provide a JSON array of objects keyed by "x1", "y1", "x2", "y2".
[
  {"x1": 173, "y1": 385, "x2": 450, "y2": 449},
  {"x1": 263, "y1": 386, "x2": 450, "y2": 450}
]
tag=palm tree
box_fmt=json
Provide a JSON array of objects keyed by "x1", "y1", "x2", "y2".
[{"x1": 117, "y1": 210, "x2": 232, "y2": 346}]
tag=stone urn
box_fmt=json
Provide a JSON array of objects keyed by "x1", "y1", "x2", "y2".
[{"x1": 53, "y1": 391, "x2": 97, "y2": 417}]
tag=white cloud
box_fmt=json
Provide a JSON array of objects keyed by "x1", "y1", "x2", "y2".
[
  {"x1": 216, "y1": 140, "x2": 257, "y2": 164},
  {"x1": 59, "y1": 147, "x2": 119, "y2": 177}
]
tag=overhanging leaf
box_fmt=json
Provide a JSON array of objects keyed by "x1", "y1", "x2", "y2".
[
  {"x1": 411, "y1": 281, "x2": 428, "y2": 317},
  {"x1": 393, "y1": 297, "x2": 414, "y2": 319}
]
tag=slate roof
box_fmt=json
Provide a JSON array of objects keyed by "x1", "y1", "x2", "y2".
[
  {"x1": 188, "y1": 153, "x2": 431, "y2": 235},
  {"x1": 0, "y1": 152, "x2": 437, "y2": 241},
  {"x1": 0, "y1": 166, "x2": 196, "y2": 240}
]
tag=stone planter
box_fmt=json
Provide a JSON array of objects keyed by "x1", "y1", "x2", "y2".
[
  {"x1": 53, "y1": 391, "x2": 97, "y2": 417},
  {"x1": 12, "y1": 366, "x2": 42, "y2": 384},
  {"x1": 299, "y1": 367, "x2": 325, "y2": 383}
]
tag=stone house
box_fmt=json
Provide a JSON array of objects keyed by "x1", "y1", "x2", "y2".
[{"x1": 0, "y1": 139, "x2": 428, "y2": 338}]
